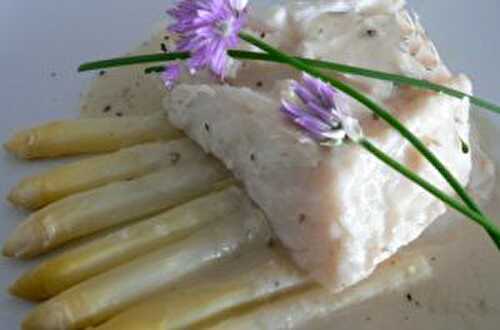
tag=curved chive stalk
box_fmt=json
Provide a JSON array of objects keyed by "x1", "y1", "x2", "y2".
[
  {"x1": 237, "y1": 31, "x2": 499, "y2": 248},
  {"x1": 281, "y1": 73, "x2": 497, "y2": 239},
  {"x1": 228, "y1": 50, "x2": 500, "y2": 115},
  {"x1": 359, "y1": 139, "x2": 500, "y2": 247}
]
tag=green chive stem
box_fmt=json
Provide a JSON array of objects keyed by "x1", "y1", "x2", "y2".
[
  {"x1": 228, "y1": 50, "x2": 500, "y2": 115},
  {"x1": 78, "y1": 52, "x2": 190, "y2": 72},
  {"x1": 359, "y1": 139, "x2": 500, "y2": 248},
  {"x1": 78, "y1": 51, "x2": 500, "y2": 115},
  {"x1": 238, "y1": 31, "x2": 499, "y2": 248},
  {"x1": 144, "y1": 66, "x2": 167, "y2": 74}
]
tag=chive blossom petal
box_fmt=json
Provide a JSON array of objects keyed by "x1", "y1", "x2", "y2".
[
  {"x1": 281, "y1": 74, "x2": 362, "y2": 144},
  {"x1": 161, "y1": 64, "x2": 182, "y2": 90},
  {"x1": 166, "y1": 0, "x2": 248, "y2": 88}
]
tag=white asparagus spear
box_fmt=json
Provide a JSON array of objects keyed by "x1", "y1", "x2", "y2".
[
  {"x1": 8, "y1": 139, "x2": 207, "y2": 210},
  {"x1": 10, "y1": 186, "x2": 247, "y2": 301},
  {"x1": 3, "y1": 112, "x2": 181, "y2": 159},
  {"x1": 22, "y1": 206, "x2": 272, "y2": 330},
  {"x1": 3, "y1": 159, "x2": 230, "y2": 259},
  {"x1": 92, "y1": 247, "x2": 307, "y2": 330},
  {"x1": 208, "y1": 254, "x2": 432, "y2": 330}
]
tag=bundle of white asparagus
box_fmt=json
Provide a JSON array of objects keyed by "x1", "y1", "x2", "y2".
[
  {"x1": 2, "y1": 0, "x2": 459, "y2": 327},
  {"x1": 3, "y1": 114, "x2": 432, "y2": 330}
]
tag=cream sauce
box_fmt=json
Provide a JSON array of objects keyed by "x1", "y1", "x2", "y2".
[{"x1": 78, "y1": 0, "x2": 498, "y2": 328}]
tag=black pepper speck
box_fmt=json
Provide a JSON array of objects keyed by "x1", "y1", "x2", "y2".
[
  {"x1": 460, "y1": 138, "x2": 470, "y2": 154},
  {"x1": 169, "y1": 152, "x2": 181, "y2": 165},
  {"x1": 267, "y1": 238, "x2": 275, "y2": 248},
  {"x1": 479, "y1": 299, "x2": 488, "y2": 313}
]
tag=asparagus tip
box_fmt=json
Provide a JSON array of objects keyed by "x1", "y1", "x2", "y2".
[
  {"x1": 23, "y1": 301, "x2": 68, "y2": 330},
  {"x1": 3, "y1": 131, "x2": 36, "y2": 160},
  {"x1": 3, "y1": 221, "x2": 43, "y2": 259},
  {"x1": 9, "y1": 272, "x2": 48, "y2": 302},
  {"x1": 7, "y1": 181, "x2": 42, "y2": 210}
]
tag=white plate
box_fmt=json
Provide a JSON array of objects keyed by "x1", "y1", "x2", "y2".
[{"x1": 1, "y1": 1, "x2": 499, "y2": 329}]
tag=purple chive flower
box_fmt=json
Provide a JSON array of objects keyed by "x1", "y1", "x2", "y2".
[
  {"x1": 161, "y1": 64, "x2": 182, "y2": 90},
  {"x1": 281, "y1": 74, "x2": 362, "y2": 144},
  {"x1": 165, "y1": 0, "x2": 248, "y2": 87}
]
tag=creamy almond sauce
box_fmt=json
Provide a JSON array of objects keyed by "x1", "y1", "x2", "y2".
[{"x1": 79, "y1": 0, "x2": 498, "y2": 328}]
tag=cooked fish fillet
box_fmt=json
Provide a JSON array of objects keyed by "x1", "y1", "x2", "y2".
[{"x1": 166, "y1": 1, "x2": 472, "y2": 291}]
